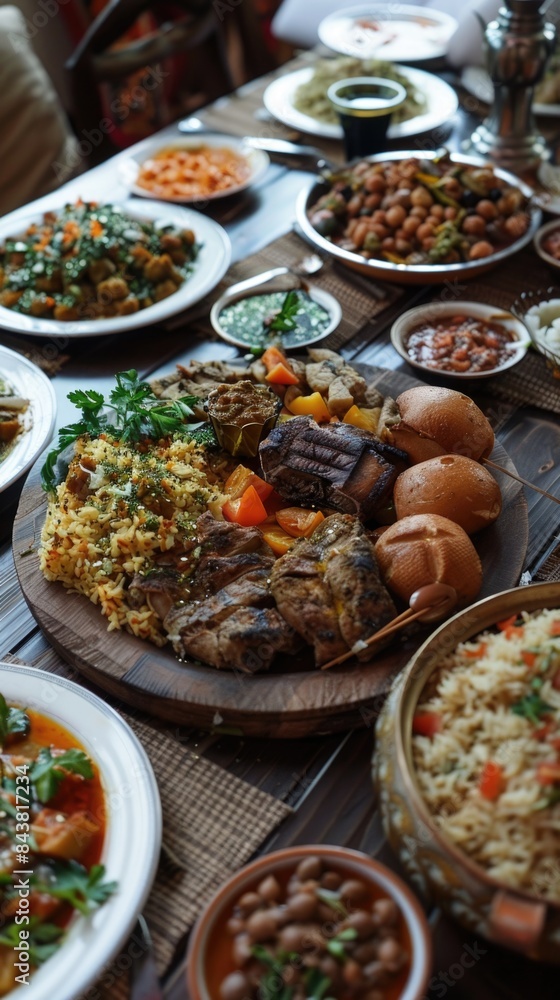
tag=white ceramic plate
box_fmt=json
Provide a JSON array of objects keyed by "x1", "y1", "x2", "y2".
[
  {"x1": 0, "y1": 199, "x2": 231, "y2": 338},
  {"x1": 533, "y1": 217, "x2": 560, "y2": 270},
  {"x1": 118, "y1": 133, "x2": 270, "y2": 203},
  {"x1": 0, "y1": 660, "x2": 161, "y2": 1000},
  {"x1": 390, "y1": 300, "x2": 530, "y2": 380},
  {"x1": 0, "y1": 346, "x2": 56, "y2": 493},
  {"x1": 263, "y1": 64, "x2": 458, "y2": 141},
  {"x1": 318, "y1": 4, "x2": 457, "y2": 63},
  {"x1": 461, "y1": 65, "x2": 560, "y2": 117}
]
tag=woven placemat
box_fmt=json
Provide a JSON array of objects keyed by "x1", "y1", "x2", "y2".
[
  {"x1": 170, "y1": 228, "x2": 405, "y2": 351},
  {"x1": 3, "y1": 651, "x2": 292, "y2": 1000}
]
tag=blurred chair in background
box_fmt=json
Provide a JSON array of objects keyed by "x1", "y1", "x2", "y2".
[
  {"x1": 0, "y1": 5, "x2": 79, "y2": 217},
  {"x1": 65, "y1": 0, "x2": 235, "y2": 162}
]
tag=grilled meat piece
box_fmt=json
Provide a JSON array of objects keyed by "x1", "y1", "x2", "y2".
[
  {"x1": 196, "y1": 510, "x2": 268, "y2": 556},
  {"x1": 270, "y1": 513, "x2": 396, "y2": 667},
  {"x1": 128, "y1": 569, "x2": 186, "y2": 622},
  {"x1": 259, "y1": 416, "x2": 407, "y2": 521},
  {"x1": 168, "y1": 606, "x2": 301, "y2": 673},
  {"x1": 163, "y1": 513, "x2": 301, "y2": 671}
]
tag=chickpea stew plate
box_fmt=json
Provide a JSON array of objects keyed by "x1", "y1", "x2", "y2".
[
  {"x1": 391, "y1": 301, "x2": 529, "y2": 380},
  {"x1": 0, "y1": 199, "x2": 231, "y2": 338},
  {"x1": 296, "y1": 151, "x2": 540, "y2": 285}
]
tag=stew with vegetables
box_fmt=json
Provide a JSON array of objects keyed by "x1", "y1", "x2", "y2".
[
  {"x1": 404, "y1": 314, "x2": 519, "y2": 373},
  {"x1": 0, "y1": 694, "x2": 115, "y2": 994},
  {"x1": 0, "y1": 201, "x2": 198, "y2": 321},
  {"x1": 208, "y1": 855, "x2": 411, "y2": 1000}
]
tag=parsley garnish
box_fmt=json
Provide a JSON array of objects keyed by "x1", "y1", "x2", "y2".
[
  {"x1": 41, "y1": 369, "x2": 200, "y2": 491},
  {"x1": 0, "y1": 919, "x2": 63, "y2": 965},
  {"x1": 0, "y1": 694, "x2": 30, "y2": 748},
  {"x1": 33, "y1": 861, "x2": 117, "y2": 915},
  {"x1": 511, "y1": 693, "x2": 554, "y2": 726},
  {"x1": 31, "y1": 747, "x2": 94, "y2": 803},
  {"x1": 267, "y1": 290, "x2": 300, "y2": 333}
]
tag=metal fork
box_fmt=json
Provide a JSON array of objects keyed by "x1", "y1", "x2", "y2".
[{"x1": 129, "y1": 915, "x2": 163, "y2": 1000}]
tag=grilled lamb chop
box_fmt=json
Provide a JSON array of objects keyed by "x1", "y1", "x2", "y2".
[
  {"x1": 259, "y1": 416, "x2": 407, "y2": 521},
  {"x1": 270, "y1": 513, "x2": 396, "y2": 667},
  {"x1": 163, "y1": 514, "x2": 301, "y2": 671}
]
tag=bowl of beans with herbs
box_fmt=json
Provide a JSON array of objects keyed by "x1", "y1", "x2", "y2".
[
  {"x1": 187, "y1": 845, "x2": 432, "y2": 1000},
  {"x1": 296, "y1": 151, "x2": 540, "y2": 285},
  {"x1": 391, "y1": 301, "x2": 529, "y2": 379}
]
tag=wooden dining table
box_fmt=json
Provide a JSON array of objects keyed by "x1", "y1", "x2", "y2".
[{"x1": 1, "y1": 50, "x2": 559, "y2": 1000}]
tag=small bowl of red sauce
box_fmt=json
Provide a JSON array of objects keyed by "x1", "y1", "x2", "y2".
[
  {"x1": 186, "y1": 845, "x2": 432, "y2": 1000},
  {"x1": 391, "y1": 301, "x2": 529, "y2": 380},
  {"x1": 534, "y1": 218, "x2": 560, "y2": 270}
]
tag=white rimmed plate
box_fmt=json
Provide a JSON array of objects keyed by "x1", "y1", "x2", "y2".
[
  {"x1": 263, "y1": 64, "x2": 458, "y2": 141},
  {"x1": 318, "y1": 4, "x2": 457, "y2": 63},
  {"x1": 461, "y1": 65, "x2": 560, "y2": 117},
  {"x1": 0, "y1": 199, "x2": 231, "y2": 338},
  {"x1": 0, "y1": 346, "x2": 56, "y2": 493},
  {"x1": 118, "y1": 133, "x2": 270, "y2": 204},
  {"x1": 390, "y1": 300, "x2": 530, "y2": 380},
  {"x1": 0, "y1": 660, "x2": 161, "y2": 1000},
  {"x1": 533, "y1": 217, "x2": 560, "y2": 270}
]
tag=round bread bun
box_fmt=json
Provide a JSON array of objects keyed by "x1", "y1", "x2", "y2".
[
  {"x1": 393, "y1": 454, "x2": 502, "y2": 534},
  {"x1": 374, "y1": 513, "x2": 483, "y2": 604},
  {"x1": 388, "y1": 385, "x2": 494, "y2": 464}
]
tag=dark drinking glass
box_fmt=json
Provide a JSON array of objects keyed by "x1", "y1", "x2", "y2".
[{"x1": 327, "y1": 77, "x2": 406, "y2": 161}]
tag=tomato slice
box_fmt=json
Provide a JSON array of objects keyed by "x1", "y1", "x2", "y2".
[
  {"x1": 478, "y1": 760, "x2": 504, "y2": 800},
  {"x1": 276, "y1": 508, "x2": 325, "y2": 538},
  {"x1": 224, "y1": 465, "x2": 273, "y2": 502},
  {"x1": 536, "y1": 761, "x2": 560, "y2": 786},
  {"x1": 222, "y1": 485, "x2": 267, "y2": 527},
  {"x1": 412, "y1": 712, "x2": 442, "y2": 738}
]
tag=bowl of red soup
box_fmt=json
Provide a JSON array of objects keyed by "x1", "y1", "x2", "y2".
[
  {"x1": 0, "y1": 661, "x2": 161, "y2": 1000},
  {"x1": 186, "y1": 844, "x2": 432, "y2": 1000},
  {"x1": 391, "y1": 301, "x2": 529, "y2": 379}
]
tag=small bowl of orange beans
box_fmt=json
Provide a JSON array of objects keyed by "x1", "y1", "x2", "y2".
[
  {"x1": 391, "y1": 301, "x2": 529, "y2": 380},
  {"x1": 186, "y1": 845, "x2": 432, "y2": 1000}
]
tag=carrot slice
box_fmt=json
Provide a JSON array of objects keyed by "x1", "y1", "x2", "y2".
[
  {"x1": 478, "y1": 761, "x2": 504, "y2": 800},
  {"x1": 262, "y1": 346, "x2": 289, "y2": 372},
  {"x1": 261, "y1": 524, "x2": 297, "y2": 556},
  {"x1": 265, "y1": 362, "x2": 300, "y2": 386},
  {"x1": 412, "y1": 712, "x2": 442, "y2": 738}
]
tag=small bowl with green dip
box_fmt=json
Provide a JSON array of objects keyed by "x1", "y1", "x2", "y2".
[{"x1": 210, "y1": 279, "x2": 341, "y2": 351}]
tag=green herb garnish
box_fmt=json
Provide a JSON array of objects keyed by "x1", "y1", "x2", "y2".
[
  {"x1": 41, "y1": 369, "x2": 200, "y2": 491},
  {"x1": 33, "y1": 861, "x2": 117, "y2": 915},
  {"x1": 0, "y1": 694, "x2": 30, "y2": 748},
  {"x1": 31, "y1": 747, "x2": 94, "y2": 803},
  {"x1": 267, "y1": 290, "x2": 300, "y2": 333},
  {"x1": 0, "y1": 918, "x2": 64, "y2": 965},
  {"x1": 511, "y1": 693, "x2": 554, "y2": 726}
]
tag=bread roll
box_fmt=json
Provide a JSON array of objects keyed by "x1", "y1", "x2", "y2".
[
  {"x1": 388, "y1": 385, "x2": 494, "y2": 464},
  {"x1": 393, "y1": 454, "x2": 502, "y2": 534},
  {"x1": 374, "y1": 513, "x2": 483, "y2": 604}
]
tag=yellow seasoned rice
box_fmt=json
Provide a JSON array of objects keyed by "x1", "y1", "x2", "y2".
[
  {"x1": 40, "y1": 434, "x2": 227, "y2": 644},
  {"x1": 412, "y1": 608, "x2": 560, "y2": 901}
]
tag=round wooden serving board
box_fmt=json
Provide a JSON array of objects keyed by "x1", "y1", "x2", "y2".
[{"x1": 13, "y1": 366, "x2": 528, "y2": 738}]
